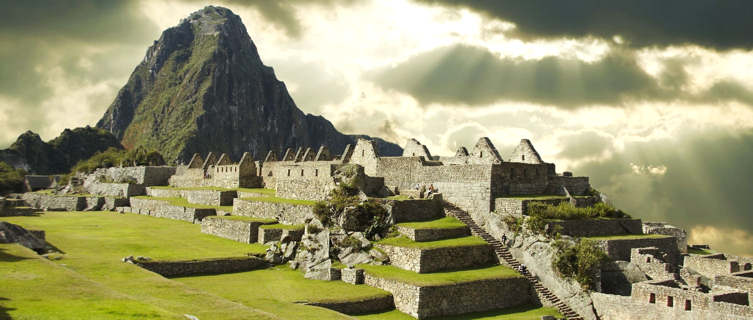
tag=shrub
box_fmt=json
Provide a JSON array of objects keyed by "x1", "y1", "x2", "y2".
[
  {"x1": 527, "y1": 202, "x2": 629, "y2": 220},
  {"x1": 552, "y1": 240, "x2": 607, "y2": 290},
  {"x1": 0, "y1": 161, "x2": 26, "y2": 194},
  {"x1": 503, "y1": 215, "x2": 522, "y2": 233}
]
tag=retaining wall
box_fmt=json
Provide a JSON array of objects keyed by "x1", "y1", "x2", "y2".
[
  {"x1": 233, "y1": 199, "x2": 313, "y2": 225},
  {"x1": 200, "y1": 217, "x2": 273, "y2": 243},
  {"x1": 364, "y1": 273, "x2": 531, "y2": 319},
  {"x1": 129, "y1": 198, "x2": 215, "y2": 224},
  {"x1": 388, "y1": 199, "x2": 443, "y2": 223},
  {"x1": 397, "y1": 225, "x2": 469, "y2": 242},
  {"x1": 135, "y1": 256, "x2": 267, "y2": 277},
  {"x1": 592, "y1": 236, "x2": 679, "y2": 264},
  {"x1": 377, "y1": 244, "x2": 496, "y2": 273},
  {"x1": 304, "y1": 296, "x2": 394, "y2": 315},
  {"x1": 546, "y1": 219, "x2": 643, "y2": 237}
]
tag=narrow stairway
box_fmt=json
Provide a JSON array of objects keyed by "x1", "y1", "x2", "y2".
[{"x1": 444, "y1": 204, "x2": 585, "y2": 320}]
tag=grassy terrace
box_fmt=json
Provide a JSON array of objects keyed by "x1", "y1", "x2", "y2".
[
  {"x1": 219, "y1": 215, "x2": 277, "y2": 223},
  {"x1": 176, "y1": 265, "x2": 392, "y2": 318},
  {"x1": 358, "y1": 264, "x2": 520, "y2": 286},
  {"x1": 688, "y1": 247, "x2": 714, "y2": 255},
  {"x1": 149, "y1": 185, "x2": 276, "y2": 196},
  {"x1": 132, "y1": 196, "x2": 219, "y2": 209},
  {"x1": 584, "y1": 234, "x2": 672, "y2": 241},
  {"x1": 259, "y1": 223, "x2": 305, "y2": 231},
  {"x1": 377, "y1": 236, "x2": 488, "y2": 249},
  {"x1": 358, "y1": 305, "x2": 562, "y2": 320},
  {"x1": 240, "y1": 196, "x2": 317, "y2": 206},
  {"x1": 397, "y1": 216, "x2": 467, "y2": 230},
  {"x1": 0, "y1": 211, "x2": 274, "y2": 319}
]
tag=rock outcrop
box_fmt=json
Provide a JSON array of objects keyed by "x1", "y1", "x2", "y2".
[{"x1": 96, "y1": 6, "x2": 401, "y2": 163}]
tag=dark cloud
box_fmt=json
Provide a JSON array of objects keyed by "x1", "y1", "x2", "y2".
[
  {"x1": 557, "y1": 131, "x2": 612, "y2": 160},
  {"x1": 370, "y1": 45, "x2": 663, "y2": 108},
  {"x1": 196, "y1": 0, "x2": 363, "y2": 38},
  {"x1": 571, "y1": 129, "x2": 753, "y2": 255},
  {"x1": 416, "y1": 0, "x2": 753, "y2": 50},
  {"x1": 370, "y1": 44, "x2": 753, "y2": 109}
]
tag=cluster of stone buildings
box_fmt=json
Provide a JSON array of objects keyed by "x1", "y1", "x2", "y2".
[{"x1": 8, "y1": 136, "x2": 753, "y2": 320}]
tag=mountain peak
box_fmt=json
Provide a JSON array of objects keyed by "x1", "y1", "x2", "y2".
[
  {"x1": 97, "y1": 6, "x2": 401, "y2": 162},
  {"x1": 182, "y1": 6, "x2": 242, "y2": 36}
]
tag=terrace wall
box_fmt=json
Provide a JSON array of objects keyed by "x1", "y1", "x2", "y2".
[
  {"x1": 233, "y1": 199, "x2": 313, "y2": 225},
  {"x1": 135, "y1": 257, "x2": 267, "y2": 277}
]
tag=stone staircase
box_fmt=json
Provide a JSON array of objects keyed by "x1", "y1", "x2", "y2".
[{"x1": 445, "y1": 204, "x2": 585, "y2": 320}]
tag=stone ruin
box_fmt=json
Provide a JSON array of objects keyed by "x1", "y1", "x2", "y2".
[{"x1": 9, "y1": 136, "x2": 753, "y2": 320}]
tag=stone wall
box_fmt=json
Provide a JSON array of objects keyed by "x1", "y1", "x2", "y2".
[
  {"x1": 200, "y1": 217, "x2": 273, "y2": 243},
  {"x1": 273, "y1": 162, "x2": 338, "y2": 201},
  {"x1": 593, "y1": 291, "x2": 753, "y2": 320},
  {"x1": 22, "y1": 193, "x2": 86, "y2": 211},
  {"x1": 388, "y1": 199, "x2": 443, "y2": 223},
  {"x1": 364, "y1": 272, "x2": 531, "y2": 319},
  {"x1": 592, "y1": 236, "x2": 679, "y2": 264},
  {"x1": 377, "y1": 244, "x2": 496, "y2": 273},
  {"x1": 490, "y1": 162, "x2": 553, "y2": 196},
  {"x1": 684, "y1": 254, "x2": 741, "y2": 278},
  {"x1": 643, "y1": 222, "x2": 688, "y2": 253},
  {"x1": 95, "y1": 166, "x2": 176, "y2": 186},
  {"x1": 547, "y1": 219, "x2": 643, "y2": 237},
  {"x1": 417, "y1": 278, "x2": 531, "y2": 319},
  {"x1": 135, "y1": 256, "x2": 267, "y2": 277},
  {"x1": 493, "y1": 198, "x2": 567, "y2": 216},
  {"x1": 715, "y1": 271, "x2": 753, "y2": 293},
  {"x1": 145, "y1": 188, "x2": 237, "y2": 206},
  {"x1": 630, "y1": 247, "x2": 676, "y2": 279},
  {"x1": 397, "y1": 225, "x2": 469, "y2": 242},
  {"x1": 129, "y1": 198, "x2": 216, "y2": 224},
  {"x1": 304, "y1": 295, "x2": 394, "y2": 315},
  {"x1": 86, "y1": 182, "x2": 145, "y2": 197},
  {"x1": 547, "y1": 176, "x2": 590, "y2": 195},
  {"x1": 233, "y1": 199, "x2": 313, "y2": 225}
]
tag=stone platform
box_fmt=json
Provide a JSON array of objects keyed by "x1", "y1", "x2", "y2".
[
  {"x1": 200, "y1": 216, "x2": 276, "y2": 243},
  {"x1": 362, "y1": 265, "x2": 531, "y2": 319},
  {"x1": 233, "y1": 198, "x2": 314, "y2": 225},
  {"x1": 396, "y1": 217, "x2": 470, "y2": 242},
  {"x1": 377, "y1": 238, "x2": 496, "y2": 273},
  {"x1": 130, "y1": 197, "x2": 216, "y2": 224}
]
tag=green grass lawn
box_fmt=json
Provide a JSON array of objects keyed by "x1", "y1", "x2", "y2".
[
  {"x1": 377, "y1": 235, "x2": 487, "y2": 249},
  {"x1": 358, "y1": 264, "x2": 521, "y2": 286},
  {"x1": 688, "y1": 247, "x2": 714, "y2": 255},
  {"x1": 240, "y1": 196, "x2": 318, "y2": 206},
  {"x1": 220, "y1": 215, "x2": 277, "y2": 223},
  {"x1": 397, "y1": 216, "x2": 467, "y2": 230},
  {"x1": 236, "y1": 188, "x2": 276, "y2": 196},
  {"x1": 357, "y1": 305, "x2": 562, "y2": 320},
  {"x1": 176, "y1": 265, "x2": 391, "y2": 319},
  {"x1": 0, "y1": 211, "x2": 276, "y2": 319},
  {"x1": 259, "y1": 223, "x2": 305, "y2": 231},
  {"x1": 584, "y1": 234, "x2": 672, "y2": 241}
]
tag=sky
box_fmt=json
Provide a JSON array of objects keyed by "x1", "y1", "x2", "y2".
[{"x1": 2, "y1": 0, "x2": 753, "y2": 255}]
